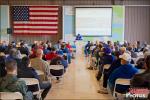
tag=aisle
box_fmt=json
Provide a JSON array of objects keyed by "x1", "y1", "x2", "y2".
[{"x1": 46, "y1": 51, "x2": 113, "y2": 99}]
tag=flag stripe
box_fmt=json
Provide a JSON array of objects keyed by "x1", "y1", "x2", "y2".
[
  {"x1": 14, "y1": 28, "x2": 58, "y2": 31},
  {"x1": 13, "y1": 33, "x2": 57, "y2": 35},
  {"x1": 30, "y1": 12, "x2": 58, "y2": 15},
  {"x1": 30, "y1": 6, "x2": 59, "y2": 8},
  {"x1": 14, "y1": 30, "x2": 57, "y2": 33},
  {"x1": 13, "y1": 24, "x2": 58, "y2": 26},
  {"x1": 30, "y1": 10, "x2": 58, "y2": 12},
  {"x1": 29, "y1": 17, "x2": 57, "y2": 20},
  {"x1": 30, "y1": 8, "x2": 58, "y2": 10},
  {"x1": 14, "y1": 21, "x2": 58, "y2": 24},
  {"x1": 14, "y1": 26, "x2": 58, "y2": 28},
  {"x1": 29, "y1": 19, "x2": 58, "y2": 22},
  {"x1": 30, "y1": 15, "x2": 58, "y2": 17}
]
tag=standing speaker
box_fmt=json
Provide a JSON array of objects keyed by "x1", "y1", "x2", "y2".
[{"x1": 7, "y1": 28, "x2": 13, "y2": 34}]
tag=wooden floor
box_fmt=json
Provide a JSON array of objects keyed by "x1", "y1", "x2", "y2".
[{"x1": 46, "y1": 45, "x2": 113, "y2": 99}]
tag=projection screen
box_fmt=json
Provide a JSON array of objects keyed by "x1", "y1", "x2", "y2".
[{"x1": 75, "y1": 7, "x2": 112, "y2": 36}]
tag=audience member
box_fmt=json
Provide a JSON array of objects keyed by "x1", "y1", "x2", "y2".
[
  {"x1": 120, "y1": 47, "x2": 126, "y2": 54},
  {"x1": 127, "y1": 46, "x2": 138, "y2": 58},
  {"x1": 131, "y1": 55, "x2": 150, "y2": 99},
  {"x1": 45, "y1": 47, "x2": 58, "y2": 60},
  {"x1": 98, "y1": 51, "x2": 121, "y2": 94},
  {"x1": 84, "y1": 41, "x2": 91, "y2": 57},
  {"x1": 18, "y1": 57, "x2": 51, "y2": 100},
  {"x1": 6, "y1": 48, "x2": 22, "y2": 69},
  {"x1": 61, "y1": 44, "x2": 71, "y2": 63},
  {"x1": 96, "y1": 47, "x2": 115, "y2": 80},
  {"x1": 108, "y1": 53, "x2": 138, "y2": 94},
  {"x1": 18, "y1": 42, "x2": 30, "y2": 56},
  {"x1": 0, "y1": 60, "x2": 33, "y2": 100},
  {"x1": 131, "y1": 55, "x2": 150, "y2": 87},
  {"x1": 31, "y1": 49, "x2": 49, "y2": 81},
  {"x1": 43, "y1": 44, "x2": 50, "y2": 55}
]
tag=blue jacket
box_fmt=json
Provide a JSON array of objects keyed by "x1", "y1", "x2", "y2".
[
  {"x1": 85, "y1": 43, "x2": 90, "y2": 50},
  {"x1": 43, "y1": 49, "x2": 50, "y2": 55},
  {"x1": 108, "y1": 64, "x2": 138, "y2": 93},
  {"x1": 61, "y1": 48, "x2": 69, "y2": 53},
  {"x1": 107, "y1": 59, "x2": 121, "y2": 77},
  {"x1": 101, "y1": 54, "x2": 115, "y2": 65}
]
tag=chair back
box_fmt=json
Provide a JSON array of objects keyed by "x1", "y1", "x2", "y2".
[
  {"x1": 49, "y1": 65, "x2": 64, "y2": 77},
  {"x1": 19, "y1": 78, "x2": 41, "y2": 99},
  {"x1": 49, "y1": 65, "x2": 64, "y2": 70},
  {"x1": 113, "y1": 78, "x2": 131, "y2": 97},
  {"x1": 103, "y1": 64, "x2": 111, "y2": 70},
  {"x1": 63, "y1": 53, "x2": 67, "y2": 56},
  {"x1": 115, "y1": 78, "x2": 130, "y2": 85},
  {"x1": 21, "y1": 54, "x2": 27, "y2": 58},
  {"x1": 137, "y1": 52, "x2": 143, "y2": 57},
  {"x1": 139, "y1": 69, "x2": 146, "y2": 73},
  {"x1": 20, "y1": 77, "x2": 39, "y2": 84},
  {"x1": 0, "y1": 92, "x2": 23, "y2": 100}
]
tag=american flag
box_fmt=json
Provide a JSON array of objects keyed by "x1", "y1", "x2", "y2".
[{"x1": 11, "y1": 6, "x2": 59, "y2": 35}]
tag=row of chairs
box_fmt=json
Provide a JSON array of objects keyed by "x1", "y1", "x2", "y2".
[
  {"x1": 0, "y1": 65, "x2": 65, "y2": 100},
  {"x1": 86, "y1": 54, "x2": 132, "y2": 99}
]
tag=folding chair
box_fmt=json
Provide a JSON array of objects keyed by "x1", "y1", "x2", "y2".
[
  {"x1": 137, "y1": 52, "x2": 143, "y2": 57},
  {"x1": 19, "y1": 78, "x2": 42, "y2": 100},
  {"x1": 139, "y1": 69, "x2": 146, "y2": 73},
  {"x1": 0, "y1": 92, "x2": 23, "y2": 100},
  {"x1": 21, "y1": 54, "x2": 27, "y2": 58},
  {"x1": 91, "y1": 57, "x2": 97, "y2": 70},
  {"x1": 87, "y1": 53, "x2": 92, "y2": 67},
  {"x1": 63, "y1": 53, "x2": 67, "y2": 56},
  {"x1": 49, "y1": 65, "x2": 64, "y2": 82},
  {"x1": 133, "y1": 56, "x2": 144, "y2": 64},
  {"x1": 113, "y1": 78, "x2": 131, "y2": 99},
  {"x1": 102, "y1": 64, "x2": 111, "y2": 74}
]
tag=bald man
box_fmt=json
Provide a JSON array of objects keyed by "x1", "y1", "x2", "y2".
[{"x1": 31, "y1": 49, "x2": 49, "y2": 81}]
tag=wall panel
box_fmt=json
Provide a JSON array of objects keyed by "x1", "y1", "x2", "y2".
[{"x1": 125, "y1": 6, "x2": 150, "y2": 44}]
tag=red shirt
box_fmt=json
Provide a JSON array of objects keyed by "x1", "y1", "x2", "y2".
[
  {"x1": 45, "y1": 52, "x2": 58, "y2": 60},
  {"x1": 66, "y1": 44, "x2": 72, "y2": 52}
]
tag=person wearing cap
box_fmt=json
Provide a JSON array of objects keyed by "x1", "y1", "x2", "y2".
[
  {"x1": 96, "y1": 47, "x2": 115, "y2": 81},
  {"x1": 107, "y1": 53, "x2": 139, "y2": 94}
]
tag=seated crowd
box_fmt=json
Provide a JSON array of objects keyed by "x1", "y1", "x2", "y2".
[
  {"x1": 0, "y1": 40, "x2": 76, "y2": 100},
  {"x1": 85, "y1": 40, "x2": 150, "y2": 99}
]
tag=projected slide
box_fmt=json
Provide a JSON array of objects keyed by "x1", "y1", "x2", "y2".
[{"x1": 75, "y1": 7, "x2": 112, "y2": 36}]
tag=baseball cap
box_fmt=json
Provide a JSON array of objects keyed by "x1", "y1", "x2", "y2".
[{"x1": 119, "y1": 53, "x2": 131, "y2": 62}]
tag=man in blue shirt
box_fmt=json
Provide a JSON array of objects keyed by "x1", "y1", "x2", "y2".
[
  {"x1": 108, "y1": 53, "x2": 139, "y2": 94},
  {"x1": 84, "y1": 41, "x2": 91, "y2": 57}
]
